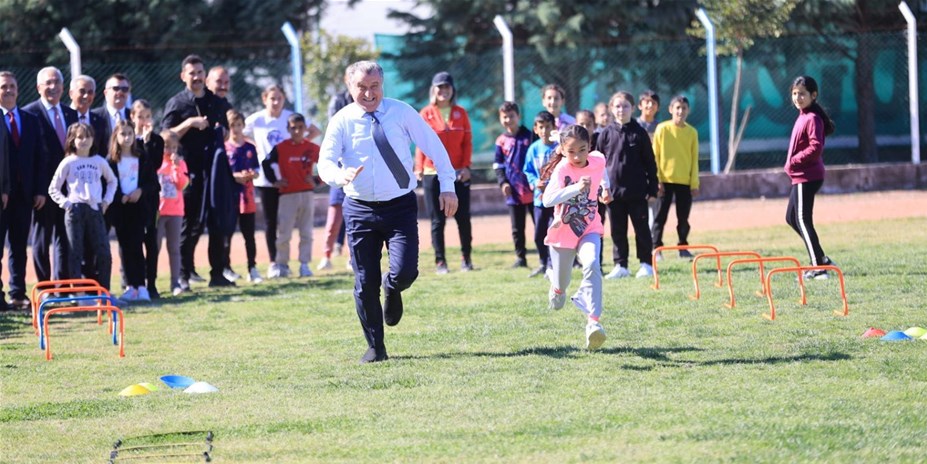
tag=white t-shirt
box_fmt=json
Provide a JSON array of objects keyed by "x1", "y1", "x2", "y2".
[
  {"x1": 244, "y1": 108, "x2": 303, "y2": 188},
  {"x1": 117, "y1": 155, "x2": 140, "y2": 195}
]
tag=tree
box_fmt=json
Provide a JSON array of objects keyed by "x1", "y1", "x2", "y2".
[
  {"x1": 688, "y1": 0, "x2": 797, "y2": 173},
  {"x1": 301, "y1": 29, "x2": 379, "y2": 127},
  {"x1": 787, "y1": 0, "x2": 906, "y2": 163}
]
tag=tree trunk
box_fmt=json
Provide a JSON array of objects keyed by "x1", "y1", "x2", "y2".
[
  {"x1": 723, "y1": 51, "x2": 744, "y2": 174},
  {"x1": 855, "y1": 34, "x2": 878, "y2": 163}
]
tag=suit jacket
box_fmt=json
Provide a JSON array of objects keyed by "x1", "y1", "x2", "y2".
[
  {"x1": 4, "y1": 108, "x2": 46, "y2": 199},
  {"x1": 75, "y1": 110, "x2": 109, "y2": 156},
  {"x1": 23, "y1": 100, "x2": 79, "y2": 191},
  {"x1": 91, "y1": 105, "x2": 131, "y2": 155},
  {"x1": 0, "y1": 118, "x2": 9, "y2": 196}
]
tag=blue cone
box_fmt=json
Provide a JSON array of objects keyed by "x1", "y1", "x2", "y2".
[
  {"x1": 880, "y1": 331, "x2": 912, "y2": 342},
  {"x1": 160, "y1": 374, "x2": 196, "y2": 389}
]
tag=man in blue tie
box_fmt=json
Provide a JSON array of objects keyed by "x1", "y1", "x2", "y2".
[{"x1": 319, "y1": 61, "x2": 458, "y2": 364}]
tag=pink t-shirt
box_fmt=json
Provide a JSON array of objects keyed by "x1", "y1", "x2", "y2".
[
  {"x1": 157, "y1": 156, "x2": 189, "y2": 217},
  {"x1": 543, "y1": 152, "x2": 606, "y2": 248}
]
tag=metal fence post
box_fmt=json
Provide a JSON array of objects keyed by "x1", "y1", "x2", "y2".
[
  {"x1": 695, "y1": 8, "x2": 721, "y2": 175},
  {"x1": 58, "y1": 28, "x2": 81, "y2": 79},
  {"x1": 899, "y1": 2, "x2": 921, "y2": 164},
  {"x1": 493, "y1": 15, "x2": 515, "y2": 103},
  {"x1": 281, "y1": 22, "x2": 304, "y2": 115}
]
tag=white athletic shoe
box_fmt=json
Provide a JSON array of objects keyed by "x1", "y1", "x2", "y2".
[
  {"x1": 548, "y1": 286, "x2": 566, "y2": 310},
  {"x1": 136, "y1": 287, "x2": 151, "y2": 302},
  {"x1": 317, "y1": 258, "x2": 333, "y2": 270},
  {"x1": 267, "y1": 263, "x2": 283, "y2": 279},
  {"x1": 248, "y1": 267, "x2": 263, "y2": 283},
  {"x1": 605, "y1": 266, "x2": 631, "y2": 279},
  {"x1": 636, "y1": 263, "x2": 654, "y2": 278},
  {"x1": 299, "y1": 263, "x2": 314, "y2": 278},
  {"x1": 586, "y1": 320, "x2": 606, "y2": 350}
]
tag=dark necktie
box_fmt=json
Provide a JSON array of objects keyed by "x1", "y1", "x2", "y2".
[
  {"x1": 8, "y1": 111, "x2": 20, "y2": 147},
  {"x1": 365, "y1": 111, "x2": 410, "y2": 189},
  {"x1": 52, "y1": 107, "x2": 66, "y2": 149}
]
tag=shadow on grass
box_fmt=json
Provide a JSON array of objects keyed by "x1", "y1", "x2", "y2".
[
  {"x1": 157, "y1": 277, "x2": 353, "y2": 305},
  {"x1": 394, "y1": 345, "x2": 852, "y2": 369}
]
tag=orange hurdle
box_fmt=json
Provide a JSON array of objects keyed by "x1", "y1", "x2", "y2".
[
  {"x1": 651, "y1": 245, "x2": 719, "y2": 290},
  {"x1": 764, "y1": 265, "x2": 848, "y2": 321},
  {"x1": 33, "y1": 284, "x2": 114, "y2": 336},
  {"x1": 43, "y1": 305, "x2": 125, "y2": 360},
  {"x1": 724, "y1": 257, "x2": 804, "y2": 309},
  {"x1": 689, "y1": 251, "x2": 762, "y2": 300},
  {"x1": 30, "y1": 279, "x2": 102, "y2": 331}
]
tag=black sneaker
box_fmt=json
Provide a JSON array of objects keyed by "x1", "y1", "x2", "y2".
[
  {"x1": 528, "y1": 265, "x2": 546, "y2": 278},
  {"x1": 511, "y1": 259, "x2": 528, "y2": 269},
  {"x1": 461, "y1": 257, "x2": 474, "y2": 272},
  {"x1": 208, "y1": 277, "x2": 236, "y2": 288},
  {"x1": 189, "y1": 271, "x2": 207, "y2": 283},
  {"x1": 679, "y1": 249, "x2": 694, "y2": 259},
  {"x1": 436, "y1": 261, "x2": 449, "y2": 275},
  {"x1": 359, "y1": 346, "x2": 389, "y2": 364},
  {"x1": 383, "y1": 287, "x2": 403, "y2": 326}
]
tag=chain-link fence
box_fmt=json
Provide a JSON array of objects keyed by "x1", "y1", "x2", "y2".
[
  {"x1": 379, "y1": 30, "x2": 926, "y2": 176},
  {"x1": 5, "y1": 30, "x2": 923, "y2": 179}
]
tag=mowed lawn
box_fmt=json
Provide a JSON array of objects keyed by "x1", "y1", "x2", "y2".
[{"x1": 1, "y1": 217, "x2": 926, "y2": 463}]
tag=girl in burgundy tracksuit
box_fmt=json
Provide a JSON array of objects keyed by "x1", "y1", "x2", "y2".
[{"x1": 784, "y1": 76, "x2": 837, "y2": 279}]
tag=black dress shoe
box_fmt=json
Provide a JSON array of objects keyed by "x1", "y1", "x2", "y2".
[
  {"x1": 359, "y1": 346, "x2": 389, "y2": 364},
  {"x1": 383, "y1": 287, "x2": 403, "y2": 327},
  {"x1": 148, "y1": 287, "x2": 161, "y2": 300},
  {"x1": 208, "y1": 277, "x2": 236, "y2": 288}
]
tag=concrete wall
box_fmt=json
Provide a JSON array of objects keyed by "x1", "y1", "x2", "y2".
[{"x1": 292, "y1": 163, "x2": 927, "y2": 226}]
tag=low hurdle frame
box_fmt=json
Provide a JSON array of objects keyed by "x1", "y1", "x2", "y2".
[
  {"x1": 43, "y1": 304, "x2": 125, "y2": 360},
  {"x1": 651, "y1": 245, "x2": 719, "y2": 290},
  {"x1": 30, "y1": 278, "x2": 103, "y2": 332},
  {"x1": 689, "y1": 251, "x2": 762, "y2": 300},
  {"x1": 764, "y1": 265, "x2": 848, "y2": 321},
  {"x1": 33, "y1": 285, "x2": 114, "y2": 338},
  {"x1": 724, "y1": 257, "x2": 804, "y2": 309}
]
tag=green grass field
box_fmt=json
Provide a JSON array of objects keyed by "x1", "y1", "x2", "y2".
[{"x1": 2, "y1": 217, "x2": 926, "y2": 463}]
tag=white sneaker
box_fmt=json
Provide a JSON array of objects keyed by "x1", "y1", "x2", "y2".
[
  {"x1": 171, "y1": 287, "x2": 184, "y2": 296},
  {"x1": 299, "y1": 263, "x2": 314, "y2": 277},
  {"x1": 267, "y1": 263, "x2": 282, "y2": 279},
  {"x1": 636, "y1": 263, "x2": 654, "y2": 278},
  {"x1": 548, "y1": 286, "x2": 566, "y2": 310},
  {"x1": 136, "y1": 287, "x2": 151, "y2": 302},
  {"x1": 248, "y1": 267, "x2": 263, "y2": 283},
  {"x1": 317, "y1": 258, "x2": 333, "y2": 270},
  {"x1": 121, "y1": 288, "x2": 138, "y2": 302},
  {"x1": 586, "y1": 320, "x2": 606, "y2": 350},
  {"x1": 605, "y1": 266, "x2": 631, "y2": 279},
  {"x1": 223, "y1": 267, "x2": 241, "y2": 282}
]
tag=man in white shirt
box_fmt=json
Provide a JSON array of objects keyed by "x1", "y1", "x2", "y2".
[
  {"x1": 318, "y1": 60, "x2": 458, "y2": 364},
  {"x1": 69, "y1": 75, "x2": 108, "y2": 155},
  {"x1": 91, "y1": 73, "x2": 132, "y2": 149}
]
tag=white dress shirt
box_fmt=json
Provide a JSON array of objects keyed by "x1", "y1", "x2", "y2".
[{"x1": 319, "y1": 98, "x2": 455, "y2": 202}]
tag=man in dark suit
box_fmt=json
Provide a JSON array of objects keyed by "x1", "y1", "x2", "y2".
[
  {"x1": 0, "y1": 71, "x2": 47, "y2": 310},
  {"x1": 69, "y1": 75, "x2": 108, "y2": 155},
  {"x1": 91, "y1": 73, "x2": 132, "y2": 151},
  {"x1": 24, "y1": 66, "x2": 77, "y2": 283}
]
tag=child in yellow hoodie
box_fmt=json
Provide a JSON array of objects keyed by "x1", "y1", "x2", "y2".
[{"x1": 651, "y1": 95, "x2": 699, "y2": 259}]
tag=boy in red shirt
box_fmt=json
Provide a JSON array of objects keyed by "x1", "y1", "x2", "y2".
[{"x1": 261, "y1": 113, "x2": 319, "y2": 278}]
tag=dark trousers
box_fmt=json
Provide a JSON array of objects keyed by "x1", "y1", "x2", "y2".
[
  {"x1": 652, "y1": 183, "x2": 693, "y2": 248},
  {"x1": 533, "y1": 205, "x2": 554, "y2": 268},
  {"x1": 343, "y1": 192, "x2": 419, "y2": 350},
  {"x1": 180, "y1": 181, "x2": 205, "y2": 280},
  {"x1": 65, "y1": 204, "x2": 112, "y2": 291},
  {"x1": 608, "y1": 197, "x2": 653, "y2": 267},
  {"x1": 1, "y1": 188, "x2": 32, "y2": 301},
  {"x1": 423, "y1": 175, "x2": 472, "y2": 263},
  {"x1": 507, "y1": 203, "x2": 534, "y2": 262},
  {"x1": 113, "y1": 204, "x2": 147, "y2": 288},
  {"x1": 206, "y1": 213, "x2": 230, "y2": 281},
  {"x1": 143, "y1": 206, "x2": 159, "y2": 291},
  {"x1": 786, "y1": 180, "x2": 827, "y2": 265},
  {"x1": 229, "y1": 212, "x2": 257, "y2": 269},
  {"x1": 31, "y1": 200, "x2": 69, "y2": 282},
  {"x1": 258, "y1": 186, "x2": 279, "y2": 262}
]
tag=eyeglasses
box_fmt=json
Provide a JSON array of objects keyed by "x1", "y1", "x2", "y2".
[{"x1": 109, "y1": 86, "x2": 130, "y2": 93}]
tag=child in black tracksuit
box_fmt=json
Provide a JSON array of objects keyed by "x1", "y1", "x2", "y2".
[{"x1": 595, "y1": 91, "x2": 658, "y2": 279}]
